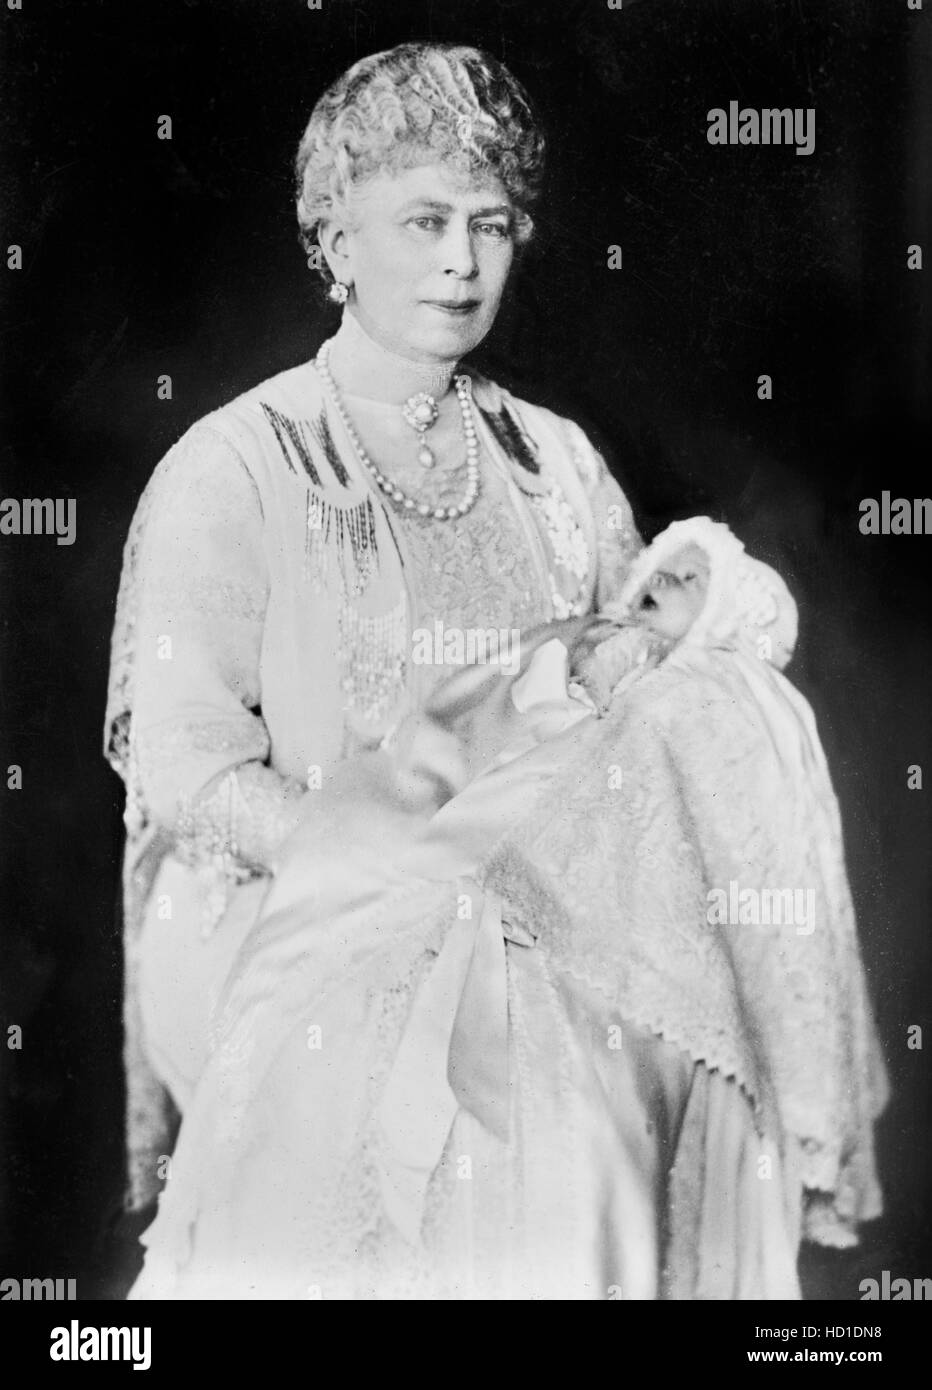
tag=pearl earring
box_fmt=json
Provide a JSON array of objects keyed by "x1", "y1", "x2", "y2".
[{"x1": 328, "y1": 281, "x2": 349, "y2": 305}]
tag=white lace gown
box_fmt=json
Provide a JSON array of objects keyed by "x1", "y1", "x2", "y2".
[
  {"x1": 129, "y1": 639, "x2": 821, "y2": 1301},
  {"x1": 112, "y1": 315, "x2": 884, "y2": 1299}
]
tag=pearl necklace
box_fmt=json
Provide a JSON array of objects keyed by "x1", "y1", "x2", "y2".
[{"x1": 316, "y1": 340, "x2": 481, "y2": 521}]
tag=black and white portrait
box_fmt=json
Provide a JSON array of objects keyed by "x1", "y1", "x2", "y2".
[{"x1": 1, "y1": 0, "x2": 929, "y2": 1330}]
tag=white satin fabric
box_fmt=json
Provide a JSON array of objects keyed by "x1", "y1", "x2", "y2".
[{"x1": 130, "y1": 629, "x2": 812, "y2": 1300}]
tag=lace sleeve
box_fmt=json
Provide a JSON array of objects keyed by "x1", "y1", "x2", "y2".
[
  {"x1": 563, "y1": 421, "x2": 644, "y2": 611},
  {"x1": 128, "y1": 425, "x2": 307, "y2": 923}
]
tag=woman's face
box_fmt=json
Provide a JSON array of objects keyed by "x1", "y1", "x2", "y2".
[{"x1": 326, "y1": 160, "x2": 517, "y2": 366}]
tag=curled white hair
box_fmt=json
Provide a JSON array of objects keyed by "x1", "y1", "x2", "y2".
[{"x1": 295, "y1": 42, "x2": 546, "y2": 280}]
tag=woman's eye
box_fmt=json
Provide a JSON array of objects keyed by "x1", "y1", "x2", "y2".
[
  {"x1": 476, "y1": 222, "x2": 509, "y2": 239},
  {"x1": 410, "y1": 216, "x2": 441, "y2": 231}
]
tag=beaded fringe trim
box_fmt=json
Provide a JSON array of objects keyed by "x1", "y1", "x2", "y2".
[
  {"x1": 305, "y1": 491, "x2": 380, "y2": 599},
  {"x1": 261, "y1": 403, "x2": 323, "y2": 488},
  {"x1": 337, "y1": 592, "x2": 408, "y2": 725},
  {"x1": 260, "y1": 401, "x2": 383, "y2": 600},
  {"x1": 261, "y1": 398, "x2": 411, "y2": 722},
  {"x1": 481, "y1": 403, "x2": 541, "y2": 475},
  {"x1": 306, "y1": 411, "x2": 351, "y2": 488},
  {"x1": 262, "y1": 402, "x2": 353, "y2": 491}
]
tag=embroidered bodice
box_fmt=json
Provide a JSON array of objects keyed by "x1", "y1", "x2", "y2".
[{"x1": 344, "y1": 422, "x2": 550, "y2": 707}]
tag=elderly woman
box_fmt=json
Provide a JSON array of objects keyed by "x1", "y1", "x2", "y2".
[{"x1": 107, "y1": 42, "x2": 886, "y2": 1299}]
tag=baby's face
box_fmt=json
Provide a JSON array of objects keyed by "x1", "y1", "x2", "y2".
[{"x1": 633, "y1": 543, "x2": 710, "y2": 640}]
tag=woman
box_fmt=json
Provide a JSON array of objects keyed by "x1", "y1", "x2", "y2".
[
  {"x1": 106, "y1": 43, "x2": 886, "y2": 1298},
  {"x1": 105, "y1": 38, "x2": 636, "y2": 1222}
]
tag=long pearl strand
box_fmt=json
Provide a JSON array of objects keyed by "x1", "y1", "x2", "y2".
[{"x1": 316, "y1": 340, "x2": 481, "y2": 521}]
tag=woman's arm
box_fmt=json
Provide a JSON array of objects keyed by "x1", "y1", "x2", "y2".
[{"x1": 128, "y1": 425, "x2": 306, "y2": 881}]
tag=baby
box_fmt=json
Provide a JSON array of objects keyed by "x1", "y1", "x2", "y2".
[
  {"x1": 569, "y1": 539, "x2": 712, "y2": 714},
  {"x1": 384, "y1": 516, "x2": 795, "y2": 805},
  {"x1": 260, "y1": 515, "x2": 796, "y2": 923}
]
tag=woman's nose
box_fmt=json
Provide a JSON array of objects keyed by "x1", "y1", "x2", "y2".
[{"x1": 441, "y1": 223, "x2": 478, "y2": 279}]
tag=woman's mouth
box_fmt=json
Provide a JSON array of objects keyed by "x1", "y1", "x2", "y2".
[{"x1": 423, "y1": 299, "x2": 481, "y2": 316}]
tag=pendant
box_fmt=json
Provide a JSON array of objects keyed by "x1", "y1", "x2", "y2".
[
  {"x1": 402, "y1": 392, "x2": 440, "y2": 432},
  {"x1": 403, "y1": 391, "x2": 440, "y2": 468}
]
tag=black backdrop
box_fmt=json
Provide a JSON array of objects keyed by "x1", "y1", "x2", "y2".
[{"x1": 1, "y1": 0, "x2": 929, "y2": 1300}]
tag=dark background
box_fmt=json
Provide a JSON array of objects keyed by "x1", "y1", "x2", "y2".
[{"x1": 1, "y1": 0, "x2": 929, "y2": 1300}]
